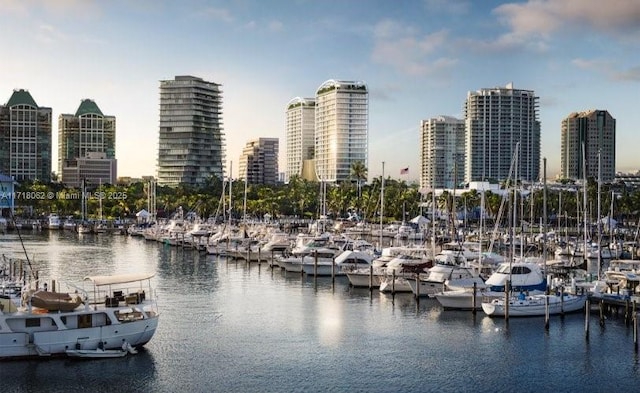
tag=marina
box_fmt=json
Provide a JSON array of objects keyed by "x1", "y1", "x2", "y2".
[{"x1": 1, "y1": 230, "x2": 640, "y2": 392}]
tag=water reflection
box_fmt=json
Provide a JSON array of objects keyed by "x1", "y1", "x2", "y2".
[{"x1": 2, "y1": 232, "x2": 640, "y2": 392}]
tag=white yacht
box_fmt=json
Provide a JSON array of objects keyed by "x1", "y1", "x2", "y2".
[
  {"x1": 407, "y1": 256, "x2": 485, "y2": 298},
  {"x1": 47, "y1": 214, "x2": 61, "y2": 230},
  {"x1": 0, "y1": 272, "x2": 159, "y2": 359}
]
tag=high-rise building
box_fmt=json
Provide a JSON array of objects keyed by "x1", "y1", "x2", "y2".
[
  {"x1": 420, "y1": 116, "x2": 465, "y2": 190},
  {"x1": 0, "y1": 89, "x2": 52, "y2": 182},
  {"x1": 560, "y1": 110, "x2": 616, "y2": 182},
  {"x1": 157, "y1": 75, "x2": 225, "y2": 186},
  {"x1": 285, "y1": 97, "x2": 315, "y2": 182},
  {"x1": 464, "y1": 83, "x2": 540, "y2": 183},
  {"x1": 238, "y1": 138, "x2": 279, "y2": 185},
  {"x1": 314, "y1": 80, "x2": 368, "y2": 183},
  {"x1": 58, "y1": 99, "x2": 116, "y2": 182}
]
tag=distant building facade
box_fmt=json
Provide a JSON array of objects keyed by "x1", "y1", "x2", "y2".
[
  {"x1": 464, "y1": 83, "x2": 540, "y2": 183},
  {"x1": 58, "y1": 99, "x2": 116, "y2": 180},
  {"x1": 238, "y1": 138, "x2": 279, "y2": 185},
  {"x1": 0, "y1": 172, "x2": 16, "y2": 216},
  {"x1": 61, "y1": 152, "x2": 117, "y2": 188},
  {"x1": 157, "y1": 75, "x2": 225, "y2": 186},
  {"x1": 420, "y1": 116, "x2": 465, "y2": 190},
  {"x1": 314, "y1": 80, "x2": 368, "y2": 183},
  {"x1": 0, "y1": 89, "x2": 52, "y2": 182},
  {"x1": 285, "y1": 97, "x2": 315, "y2": 182},
  {"x1": 560, "y1": 109, "x2": 615, "y2": 183}
]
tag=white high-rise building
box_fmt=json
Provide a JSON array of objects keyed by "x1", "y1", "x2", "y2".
[
  {"x1": 464, "y1": 83, "x2": 540, "y2": 183},
  {"x1": 285, "y1": 97, "x2": 315, "y2": 182},
  {"x1": 420, "y1": 116, "x2": 465, "y2": 190},
  {"x1": 314, "y1": 80, "x2": 368, "y2": 183}
]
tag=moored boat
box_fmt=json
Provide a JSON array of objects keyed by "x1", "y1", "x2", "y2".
[
  {"x1": 481, "y1": 292, "x2": 587, "y2": 317},
  {"x1": 0, "y1": 272, "x2": 159, "y2": 360}
]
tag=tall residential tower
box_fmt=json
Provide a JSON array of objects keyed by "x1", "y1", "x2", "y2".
[
  {"x1": 285, "y1": 97, "x2": 315, "y2": 182},
  {"x1": 464, "y1": 83, "x2": 540, "y2": 183},
  {"x1": 420, "y1": 116, "x2": 465, "y2": 190},
  {"x1": 560, "y1": 110, "x2": 615, "y2": 182},
  {"x1": 0, "y1": 89, "x2": 52, "y2": 182},
  {"x1": 314, "y1": 80, "x2": 368, "y2": 183},
  {"x1": 157, "y1": 75, "x2": 225, "y2": 186}
]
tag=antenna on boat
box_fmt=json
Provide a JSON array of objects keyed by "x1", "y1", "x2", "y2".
[{"x1": 7, "y1": 206, "x2": 37, "y2": 281}]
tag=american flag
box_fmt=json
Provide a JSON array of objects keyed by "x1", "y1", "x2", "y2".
[{"x1": 400, "y1": 167, "x2": 409, "y2": 175}]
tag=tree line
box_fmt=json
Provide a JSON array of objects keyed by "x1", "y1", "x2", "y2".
[{"x1": 12, "y1": 174, "x2": 640, "y2": 229}]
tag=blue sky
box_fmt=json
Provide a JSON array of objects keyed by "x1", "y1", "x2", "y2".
[{"x1": 1, "y1": 0, "x2": 639, "y2": 181}]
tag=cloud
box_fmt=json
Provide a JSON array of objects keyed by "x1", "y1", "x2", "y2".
[
  {"x1": 572, "y1": 58, "x2": 640, "y2": 82},
  {"x1": 423, "y1": 0, "x2": 471, "y2": 15},
  {"x1": 199, "y1": 7, "x2": 234, "y2": 23},
  {"x1": 267, "y1": 20, "x2": 284, "y2": 33},
  {"x1": 494, "y1": 0, "x2": 640, "y2": 39},
  {"x1": 34, "y1": 24, "x2": 67, "y2": 44},
  {"x1": 613, "y1": 65, "x2": 640, "y2": 82},
  {"x1": 0, "y1": 0, "x2": 101, "y2": 17},
  {"x1": 371, "y1": 19, "x2": 457, "y2": 76}
]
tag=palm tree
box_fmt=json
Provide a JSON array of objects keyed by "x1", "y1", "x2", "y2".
[{"x1": 350, "y1": 161, "x2": 368, "y2": 217}]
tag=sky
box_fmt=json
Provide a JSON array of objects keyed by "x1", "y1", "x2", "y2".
[{"x1": 1, "y1": 0, "x2": 639, "y2": 182}]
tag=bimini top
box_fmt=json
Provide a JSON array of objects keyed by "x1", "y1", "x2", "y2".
[
  {"x1": 84, "y1": 272, "x2": 155, "y2": 286},
  {"x1": 315, "y1": 79, "x2": 367, "y2": 96}
]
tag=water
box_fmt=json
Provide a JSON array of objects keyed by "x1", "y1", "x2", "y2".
[{"x1": 1, "y1": 231, "x2": 639, "y2": 392}]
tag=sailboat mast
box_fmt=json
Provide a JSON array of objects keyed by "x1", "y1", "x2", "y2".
[
  {"x1": 597, "y1": 149, "x2": 602, "y2": 278},
  {"x1": 243, "y1": 170, "x2": 248, "y2": 223},
  {"x1": 379, "y1": 162, "x2": 385, "y2": 251},
  {"x1": 229, "y1": 161, "x2": 233, "y2": 227},
  {"x1": 582, "y1": 143, "x2": 588, "y2": 273}
]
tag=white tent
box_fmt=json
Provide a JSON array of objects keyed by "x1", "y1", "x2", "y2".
[
  {"x1": 410, "y1": 215, "x2": 429, "y2": 226},
  {"x1": 136, "y1": 209, "x2": 150, "y2": 223},
  {"x1": 600, "y1": 216, "x2": 617, "y2": 229}
]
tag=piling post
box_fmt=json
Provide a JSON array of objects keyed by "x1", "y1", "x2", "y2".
[
  {"x1": 561, "y1": 286, "x2": 565, "y2": 316},
  {"x1": 504, "y1": 280, "x2": 510, "y2": 322},
  {"x1": 392, "y1": 270, "x2": 396, "y2": 294},
  {"x1": 314, "y1": 251, "x2": 318, "y2": 277},
  {"x1": 585, "y1": 298, "x2": 590, "y2": 341},
  {"x1": 545, "y1": 295, "x2": 550, "y2": 331},
  {"x1": 415, "y1": 274, "x2": 420, "y2": 299},
  {"x1": 625, "y1": 299, "x2": 631, "y2": 326},
  {"x1": 600, "y1": 300, "x2": 606, "y2": 327},
  {"x1": 472, "y1": 282, "x2": 477, "y2": 315},
  {"x1": 634, "y1": 301, "x2": 638, "y2": 351},
  {"x1": 369, "y1": 265, "x2": 373, "y2": 290},
  {"x1": 331, "y1": 256, "x2": 336, "y2": 283}
]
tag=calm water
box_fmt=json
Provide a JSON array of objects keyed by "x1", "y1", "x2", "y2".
[{"x1": 0, "y1": 231, "x2": 639, "y2": 393}]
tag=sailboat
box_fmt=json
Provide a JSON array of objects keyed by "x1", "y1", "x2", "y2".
[{"x1": 481, "y1": 151, "x2": 587, "y2": 317}]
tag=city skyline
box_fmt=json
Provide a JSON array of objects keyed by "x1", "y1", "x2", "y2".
[{"x1": 1, "y1": 0, "x2": 639, "y2": 181}]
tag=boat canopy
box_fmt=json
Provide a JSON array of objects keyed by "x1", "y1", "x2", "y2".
[{"x1": 84, "y1": 272, "x2": 155, "y2": 286}]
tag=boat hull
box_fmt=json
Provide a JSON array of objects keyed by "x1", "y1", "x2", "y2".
[
  {"x1": 435, "y1": 290, "x2": 483, "y2": 310},
  {"x1": 346, "y1": 271, "x2": 382, "y2": 288},
  {"x1": 0, "y1": 315, "x2": 158, "y2": 359},
  {"x1": 481, "y1": 294, "x2": 587, "y2": 317}
]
